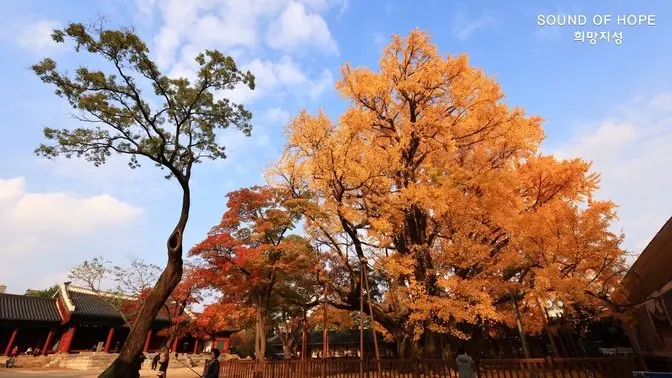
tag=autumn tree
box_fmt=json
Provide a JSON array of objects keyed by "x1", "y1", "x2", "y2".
[
  {"x1": 272, "y1": 30, "x2": 627, "y2": 357},
  {"x1": 32, "y1": 21, "x2": 254, "y2": 376},
  {"x1": 230, "y1": 330, "x2": 256, "y2": 358},
  {"x1": 272, "y1": 267, "x2": 322, "y2": 358},
  {"x1": 191, "y1": 186, "x2": 319, "y2": 360}
]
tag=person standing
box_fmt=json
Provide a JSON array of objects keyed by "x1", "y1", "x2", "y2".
[
  {"x1": 455, "y1": 346, "x2": 475, "y2": 378},
  {"x1": 203, "y1": 348, "x2": 221, "y2": 378},
  {"x1": 131, "y1": 353, "x2": 146, "y2": 378}
]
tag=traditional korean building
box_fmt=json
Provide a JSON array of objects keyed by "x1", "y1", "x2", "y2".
[
  {"x1": 615, "y1": 216, "x2": 672, "y2": 371},
  {"x1": 0, "y1": 283, "x2": 237, "y2": 356}
]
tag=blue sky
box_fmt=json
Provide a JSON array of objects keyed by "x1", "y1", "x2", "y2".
[{"x1": 1, "y1": 0, "x2": 671, "y2": 294}]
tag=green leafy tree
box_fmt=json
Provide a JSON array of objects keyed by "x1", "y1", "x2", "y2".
[
  {"x1": 31, "y1": 21, "x2": 254, "y2": 377},
  {"x1": 25, "y1": 285, "x2": 59, "y2": 298}
]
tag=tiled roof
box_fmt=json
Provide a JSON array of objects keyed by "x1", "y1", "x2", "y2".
[
  {"x1": 617, "y1": 216, "x2": 672, "y2": 304},
  {"x1": 68, "y1": 290, "x2": 126, "y2": 322},
  {"x1": 0, "y1": 293, "x2": 62, "y2": 323}
]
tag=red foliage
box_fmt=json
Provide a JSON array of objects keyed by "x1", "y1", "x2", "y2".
[{"x1": 190, "y1": 186, "x2": 319, "y2": 357}]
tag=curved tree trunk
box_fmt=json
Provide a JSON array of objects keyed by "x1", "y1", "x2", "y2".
[{"x1": 99, "y1": 186, "x2": 190, "y2": 377}]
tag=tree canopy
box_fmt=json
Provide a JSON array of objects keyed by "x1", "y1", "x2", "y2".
[
  {"x1": 25, "y1": 285, "x2": 59, "y2": 298},
  {"x1": 271, "y1": 30, "x2": 627, "y2": 357},
  {"x1": 33, "y1": 22, "x2": 255, "y2": 183},
  {"x1": 190, "y1": 185, "x2": 320, "y2": 359}
]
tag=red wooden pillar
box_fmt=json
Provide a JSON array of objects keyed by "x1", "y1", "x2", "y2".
[
  {"x1": 143, "y1": 330, "x2": 152, "y2": 353},
  {"x1": 171, "y1": 337, "x2": 179, "y2": 353},
  {"x1": 42, "y1": 328, "x2": 56, "y2": 355},
  {"x1": 222, "y1": 338, "x2": 231, "y2": 354},
  {"x1": 58, "y1": 325, "x2": 77, "y2": 353},
  {"x1": 3, "y1": 328, "x2": 19, "y2": 356},
  {"x1": 193, "y1": 339, "x2": 200, "y2": 354},
  {"x1": 104, "y1": 327, "x2": 115, "y2": 353}
]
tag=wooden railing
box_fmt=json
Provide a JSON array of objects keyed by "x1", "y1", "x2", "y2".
[{"x1": 220, "y1": 357, "x2": 639, "y2": 378}]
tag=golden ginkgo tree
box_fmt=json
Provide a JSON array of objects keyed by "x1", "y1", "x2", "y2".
[{"x1": 271, "y1": 30, "x2": 627, "y2": 357}]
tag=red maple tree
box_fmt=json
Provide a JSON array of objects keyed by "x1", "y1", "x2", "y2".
[{"x1": 190, "y1": 185, "x2": 319, "y2": 359}]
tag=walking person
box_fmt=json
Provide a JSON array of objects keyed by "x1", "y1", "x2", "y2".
[
  {"x1": 203, "y1": 348, "x2": 221, "y2": 378},
  {"x1": 455, "y1": 346, "x2": 475, "y2": 378},
  {"x1": 157, "y1": 348, "x2": 170, "y2": 378},
  {"x1": 152, "y1": 353, "x2": 160, "y2": 370}
]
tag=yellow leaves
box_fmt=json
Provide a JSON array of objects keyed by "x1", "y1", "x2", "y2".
[
  {"x1": 269, "y1": 29, "x2": 627, "y2": 343},
  {"x1": 285, "y1": 110, "x2": 334, "y2": 152}
]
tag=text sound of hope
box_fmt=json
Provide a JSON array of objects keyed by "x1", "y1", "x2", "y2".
[{"x1": 537, "y1": 14, "x2": 656, "y2": 26}]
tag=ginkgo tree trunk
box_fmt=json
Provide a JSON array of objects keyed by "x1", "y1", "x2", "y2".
[{"x1": 32, "y1": 22, "x2": 254, "y2": 377}]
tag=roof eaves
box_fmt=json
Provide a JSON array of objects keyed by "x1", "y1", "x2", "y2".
[
  {"x1": 66, "y1": 285, "x2": 135, "y2": 300},
  {"x1": 58, "y1": 284, "x2": 76, "y2": 312}
]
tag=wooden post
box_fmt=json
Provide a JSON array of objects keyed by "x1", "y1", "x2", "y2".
[
  {"x1": 535, "y1": 297, "x2": 560, "y2": 358},
  {"x1": 624, "y1": 323, "x2": 648, "y2": 371},
  {"x1": 322, "y1": 281, "x2": 328, "y2": 378},
  {"x1": 172, "y1": 337, "x2": 179, "y2": 353},
  {"x1": 143, "y1": 330, "x2": 152, "y2": 353},
  {"x1": 556, "y1": 327, "x2": 569, "y2": 357},
  {"x1": 509, "y1": 291, "x2": 531, "y2": 358},
  {"x1": 223, "y1": 338, "x2": 231, "y2": 354},
  {"x1": 193, "y1": 339, "x2": 200, "y2": 354},
  {"x1": 323, "y1": 282, "x2": 329, "y2": 358},
  {"x1": 42, "y1": 328, "x2": 55, "y2": 355},
  {"x1": 104, "y1": 327, "x2": 115, "y2": 353},
  {"x1": 362, "y1": 261, "x2": 381, "y2": 373},
  {"x1": 359, "y1": 265, "x2": 364, "y2": 378},
  {"x1": 3, "y1": 328, "x2": 18, "y2": 355},
  {"x1": 58, "y1": 325, "x2": 77, "y2": 354},
  {"x1": 301, "y1": 309, "x2": 307, "y2": 360}
]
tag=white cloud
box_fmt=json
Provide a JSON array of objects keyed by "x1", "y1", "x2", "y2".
[
  {"x1": 308, "y1": 70, "x2": 334, "y2": 100},
  {"x1": 264, "y1": 107, "x2": 291, "y2": 124},
  {"x1": 0, "y1": 177, "x2": 143, "y2": 235},
  {"x1": 37, "y1": 155, "x2": 169, "y2": 201},
  {"x1": 14, "y1": 20, "x2": 62, "y2": 54},
  {"x1": 451, "y1": 12, "x2": 496, "y2": 40},
  {"x1": 144, "y1": 0, "x2": 338, "y2": 103},
  {"x1": 266, "y1": 1, "x2": 338, "y2": 55},
  {"x1": 0, "y1": 177, "x2": 144, "y2": 294},
  {"x1": 549, "y1": 93, "x2": 672, "y2": 258},
  {"x1": 222, "y1": 56, "x2": 333, "y2": 104}
]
